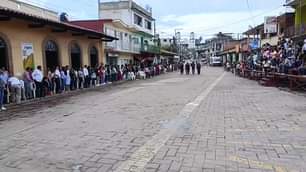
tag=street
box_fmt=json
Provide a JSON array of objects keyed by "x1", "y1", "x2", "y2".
[{"x1": 0, "y1": 67, "x2": 306, "y2": 172}]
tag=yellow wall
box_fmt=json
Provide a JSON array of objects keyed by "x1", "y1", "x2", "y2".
[
  {"x1": 0, "y1": 19, "x2": 105, "y2": 75},
  {"x1": 294, "y1": 0, "x2": 306, "y2": 26}
]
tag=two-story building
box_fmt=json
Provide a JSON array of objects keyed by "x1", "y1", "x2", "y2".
[
  {"x1": 196, "y1": 32, "x2": 233, "y2": 59},
  {"x1": 244, "y1": 13, "x2": 295, "y2": 46},
  {"x1": 99, "y1": 0, "x2": 159, "y2": 65},
  {"x1": 70, "y1": 19, "x2": 140, "y2": 66}
]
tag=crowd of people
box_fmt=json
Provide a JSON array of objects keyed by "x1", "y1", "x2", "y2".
[
  {"x1": 179, "y1": 61, "x2": 202, "y2": 75},
  {"x1": 227, "y1": 38, "x2": 306, "y2": 76},
  {"x1": 0, "y1": 63, "x2": 177, "y2": 111}
]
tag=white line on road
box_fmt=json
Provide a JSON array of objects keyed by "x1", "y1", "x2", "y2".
[{"x1": 113, "y1": 72, "x2": 226, "y2": 172}]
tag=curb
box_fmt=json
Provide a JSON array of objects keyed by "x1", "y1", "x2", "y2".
[{"x1": 2, "y1": 80, "x2": 127, "y2": 111}]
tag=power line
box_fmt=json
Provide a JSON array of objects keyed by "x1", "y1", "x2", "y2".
[
  {"x1": 193, "y1": 5, "x2": 283, "y2": 33},
  {"x1": 159, "y1": 5, "x2": 284, "y2": 37},
  {"x1": 246, "y1": 0, "x2": 256, "y2": 27}
]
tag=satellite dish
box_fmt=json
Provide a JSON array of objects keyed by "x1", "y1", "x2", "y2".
[{"x1": 60, "y1": 12, "x2": 69, "y2": 22}]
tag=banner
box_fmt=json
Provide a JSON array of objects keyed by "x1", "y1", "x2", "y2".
[
  {"x1": 264, "y1": 16, "x2": 277, "y2": 34},
  {"x1": 21, "y1": 43, "x2": 35, "y2": 70},
  {"x1": 249, "y1": 39, "x2": 260, "y2": 50}
]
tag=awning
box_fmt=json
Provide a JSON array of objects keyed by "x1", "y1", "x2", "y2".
[
  {"x1": 160, "y1": 49, "x2": 177, "y2": 56},
  {"x1": 0, "y1": 7, "x2": 118, "y2": 41}
]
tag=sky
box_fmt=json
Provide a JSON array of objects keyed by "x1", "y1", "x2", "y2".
[{"x1": 20, "y1": 0, "x2": 292, "y2": 40}]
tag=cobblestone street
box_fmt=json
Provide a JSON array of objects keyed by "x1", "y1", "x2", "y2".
[{"x1": 0, "y1": 67, "x2": 306, "y2": 172}]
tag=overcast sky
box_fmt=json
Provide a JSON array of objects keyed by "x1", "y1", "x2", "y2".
[{"x1": 21, "y1": 0, "x2": 292, "y2": 39}]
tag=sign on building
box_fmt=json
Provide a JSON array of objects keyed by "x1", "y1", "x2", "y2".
[
  {"x1": 249, "y1": 39, "x2": 260, "y2": 50},
  {"x1": 264, "y1": 16, "x2": 277, "y2": 34},
  {"x1": 21, "y1": 43, "x2": 34, "y2": 70}
]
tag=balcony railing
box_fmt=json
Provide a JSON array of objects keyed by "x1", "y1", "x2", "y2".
[
  {"x1": 284, "y1": 24, "x2": 306, "y2": 38},
  {"x1": 141, "y1": 44, "x2": 160, "y2": 54}
]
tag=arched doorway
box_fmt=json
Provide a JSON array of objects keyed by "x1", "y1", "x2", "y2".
[
  {"x1": 89, "y1": 46, "x2": 98, "y2": 68},
  {"x1": 44, "y1": 40, "x2": 59, "y2": 71},
  {"x1": 0, "y1": 37, "x2": 8, "y2": 70},
  {"x1": 70, "y1": 43, "x2": 81, "y2": 69}
]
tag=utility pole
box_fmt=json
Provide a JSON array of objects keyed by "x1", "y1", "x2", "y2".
[{"x1": 174, "y1": 28, "x2": 183, "y2": 61}]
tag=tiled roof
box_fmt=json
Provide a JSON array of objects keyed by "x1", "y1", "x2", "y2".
[{"x1": 0, "y1": 6, "x2": 117, "y2": 41}]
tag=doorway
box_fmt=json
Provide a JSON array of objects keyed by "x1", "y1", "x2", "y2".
[
  {"x1": 44, "y1": 40, "x2": 59, "y2": 71},
  {"x1": 90, "y1": 46, "x2": 98, "y2": 68},
  {"x1": 0, "y1": 37, "x2": 8, "y2": 70},
  {"x1": 70, "y1": 43, "x2": 81, "y2": 69}
]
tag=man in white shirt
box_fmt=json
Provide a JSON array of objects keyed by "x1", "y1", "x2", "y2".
[
  {"x1": 83, "y1": 65, "x2": 89, "y2": 88},
  {"x1": 32, "y1": 66, "x2": 44, "y2": 97},
  {"x1": 8, "y1": 75, "x2": 22, "y2": 104},
  {"x1": 54, "y1": 66, "x2": 61, "y2": 93}
]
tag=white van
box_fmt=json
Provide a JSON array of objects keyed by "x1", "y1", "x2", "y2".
[{"x1": 209, "y1": 56, "x2": 222, "y2": 66}]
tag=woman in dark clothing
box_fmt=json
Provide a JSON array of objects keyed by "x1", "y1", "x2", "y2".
[
  {"x1": 185, "y1": 63, "x2": 190, "y2": 75},
  {"x1": 196, "y1": 62, "x2": 201, "y2": 75},
  {"x1": 180, "y1": 62, "x2": 184, "y2": 75},
  {"x1": 191, "y1": 62, "x2": 196, "y2": 75}
]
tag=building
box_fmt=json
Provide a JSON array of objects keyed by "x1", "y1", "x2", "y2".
[
  {"x1": 160, "y1": 38, "x2": 173, "y2": 49},
  {"x1": 0, "y1": 0, "x2": 116, "y2": 75},
  {"x1": 99, "y1": 0, "x2": 160, "y2": 65},
  {"x1": 70, "y1": 19, "x2": 140, "y2": 66},
  {"x1": 0, "y1": 0, "x2": 58, "y2": 21},
  {"x1": 196, "y1": 32, "x2": 233, "y2": 59},
  {"x1": 244, "y1": 13, "x2": 295, "y2": 46},
  {"x1": 99, "y1": 0, "x2": 154, "y2": 35},
  {"x1": 285, "y1": 0, "x2": 306, "y2": 40}
]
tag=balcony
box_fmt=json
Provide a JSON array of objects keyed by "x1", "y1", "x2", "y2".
[
  {"x1": 284, "y1": 24, "x2": 306, "y2": 38},
  {"x1": 141, "y1": 44, "x2": 160, "y2": 54}
]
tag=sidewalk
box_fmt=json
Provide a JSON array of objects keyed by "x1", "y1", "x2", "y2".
[
  {"x1": 0, "y1": 72, "x2": 173, "y2": 116},
  {"x1": 0, "y1": 80, "x2": 126, "y2": 115}
]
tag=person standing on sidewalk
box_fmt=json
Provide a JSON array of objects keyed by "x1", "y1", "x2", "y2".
[
  {"x1": 8, "y1": 75, "x2": 22, "y2": 104},
  {"x1": 23, "y1": 67, "x2": 33, "y2": 99},
  {"x1": 54, "y1": 66, "x2": 61, "y2": 94},
  {"x1": 32, "y1": 66, "x2": 44, "y2": 98},
  {"x1": 83, "y1": 65, "x2": 89, "y2": 88},
  {"x1": 0, "y1": 69, "x2": 7, "y2": 111}
]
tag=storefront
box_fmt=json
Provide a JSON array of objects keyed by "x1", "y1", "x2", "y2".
[
  {"x1": 0, "y1": 7, "x2": 116, "y2": 75},
  {"x1": 106, "y1": 52, "x2": 119, "y2": 66}
]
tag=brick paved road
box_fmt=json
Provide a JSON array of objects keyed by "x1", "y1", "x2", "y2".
[{"x1": 0, "y1": 67, "x2": 306, "y2": 172}]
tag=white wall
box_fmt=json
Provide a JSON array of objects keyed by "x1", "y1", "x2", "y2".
[
  {"x1": 100, "y1": 9, "x2": 132, "y2": 27},
  {"x1": 99, "y1": 2, "x2": 154, "y2": 36},
  {"x1": 104, "y1": 23, "x2": 140, "y2": 54},
  {"x1": 132, "y1": 11, "x2": 153, "y2": 35}
]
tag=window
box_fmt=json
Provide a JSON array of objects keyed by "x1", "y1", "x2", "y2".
[
  {"x1": 145, "y1": 20, "x2": 152, "y2": 30},
  {"x1": 133, "y1": 37, "x2": 139, "y2": 44},
  {"x1": 45, "y1": 40, "x2": 57, "y2": 52},
  {"x1": 134, "y1": 14, "x2": 143, "y2": 26}
]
